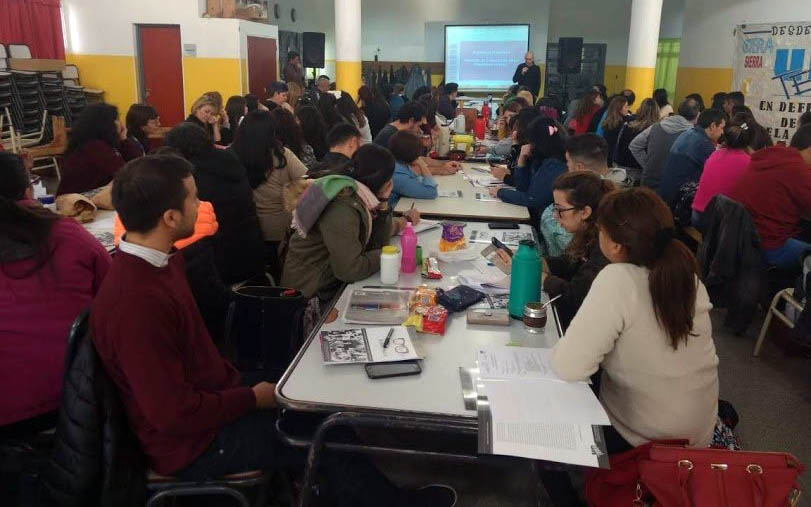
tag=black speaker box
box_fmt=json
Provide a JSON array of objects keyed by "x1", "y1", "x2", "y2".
[
  {"x1": 302, "y1": 32, "x2": 325, "y2": 68},
  {"x1": 558, "y1": 37, "x2": 583, "y2": 74}
]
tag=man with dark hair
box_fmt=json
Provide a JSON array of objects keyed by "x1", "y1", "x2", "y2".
[
  {"x1": 283, "y1": 51, "x2": 304, "y2": 86},
  {"x1": 659, "y1": 108, "x2": 727, "y2": 203},
  {"x1": 437, "y1": 82, "x2": 459, "y2": 119},
  {"x1": 565, "y1": 133, "x2": 627, "y2": 184},
  {"x1": 266, "y1": 81, "x2": 293, "y2": 113},
  {"x1": 630, "y1": 98, "x2": 700, "y2": 191},
  {"x1": 317, "y1": 74, "x2": 331, "y2": 94},
  {"x1": 730, "y1": 124, "x2": 811, "y2": 268},
  {"x1": 308, "y1": 123, "x2": 362, "y2": 177},
  {"x1": 726, "y1": 91, "x2": 745, "y2": 116},
  {"x1": 512, "y1": 51, "x2": 542, "y2": 98}
]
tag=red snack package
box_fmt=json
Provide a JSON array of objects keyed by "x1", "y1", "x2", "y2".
[{"x1": 420, "y1": 305, "x2": 449, "y2": 336}]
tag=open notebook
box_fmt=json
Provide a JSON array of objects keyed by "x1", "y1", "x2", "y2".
[{"x1": 320, "y1": 327, "x2": 420, "y2": 364}]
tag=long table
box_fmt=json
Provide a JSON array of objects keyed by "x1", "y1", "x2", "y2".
[
  {"x1": 275, "y1": 221, "x2": 563, "y2": 506},
  {"x1": 393, "y1": 163, "x2": 530, "y2": 222}
]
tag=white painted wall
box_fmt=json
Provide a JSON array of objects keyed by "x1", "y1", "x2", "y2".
[
  {"x1": 62, "y1": 0, "x2": 244, "y2": 58},
  {"x1": 679, "y1": 0, "x2": 811, "y2": 68}
]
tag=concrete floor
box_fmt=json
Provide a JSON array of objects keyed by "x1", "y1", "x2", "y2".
[{"x1": 379, "y1": 308, "x2": 811, "y2": 507}]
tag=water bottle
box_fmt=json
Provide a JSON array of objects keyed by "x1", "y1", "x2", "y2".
[
  {"x1": 400, "y1": 222, "x2": 417, "y2": 273},
  {"x1": 508, "y1": 240, "x2": 541, "y2": 319}
]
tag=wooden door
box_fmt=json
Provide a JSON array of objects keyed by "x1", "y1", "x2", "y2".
[
  {"x1": 247, "y1": 36, "x2": 277, "y2": 100},
  {"x1": 137, "y1": 25, "x2": 185, "y2": 126}
]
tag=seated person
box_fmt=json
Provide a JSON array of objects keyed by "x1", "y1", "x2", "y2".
[
  {"x1": 296, "y1": 104, "x2": 329, "y2": 163},
  {"x1": 488, "y1": 98, "x2": 524, "y2": 156},
  {"x1": 389, "y1": 83, "x2": 407, "y2": 120},
  {"x1": 659, "y1": 108, "x2": 727, "y2": 205},
  {"x1": 729, "y1": 125, "x2": 811, "y2": 269},
  {"x1": 308, "y1": 123, "x2": 362, "y2": 178},
  {"x1": 165, "y1": 123, "x2": 266, "y2": 284},
  {"x1": 491, "y1": 117, "x2": 567, "y2": 224},
  {"x1": 185, "y1": 94, "x2": 222, "y2": 144},
  {"x1": 691, "y1": 113, "x2": 772, "y2": 229},
  {"x1": 58, "y1": 103, "x2": 143, "y2": 195},
  {"x1": 1, "y1": 152, "x2": 111, "y2": 429},
  {"x1": 231, "y1": 110, "x2": 307, "y2": 281},
  {"x1": 490, "y1": 107, "x2": 541, "y2": 184},
  {"x1": 373, "y1": 101, "x2": 460, "y2": 176},
  {"x1": 551, "y1": 187, "x2": 719, "y2": 453},
  {"x1": 336, "y1": 91, "x2": 373, "y2": 145},
  {"x1": 281, "y1": 144, "x2": 420, "y2": 302},
  {"x1": 437, "y1": 82, "x2": 459, "y2": 119},
  {"x1": 387, "y1": 130, "x2": 438, "y2": 206},
  {"x1": 125, "y1": 103, "x2": 160, "y2": 154},
  {"x1": 265, "y1": 81, "x2": 295, "y2": 113}
]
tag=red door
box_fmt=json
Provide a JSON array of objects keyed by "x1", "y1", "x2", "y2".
[
  {"x1": 247, "y1": 36, "x2": 277, "y2": 100},
  {"x1": 137, "y1": 25, "x2": 185, "y2": 126}
]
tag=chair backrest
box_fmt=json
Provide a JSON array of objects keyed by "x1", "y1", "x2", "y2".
[
  {"x1": 8, "y1": 44, "x2": 32, "y2": 59},
  {"x1": 0, "y1": 44, "x2": 7, "y2": 59},
  {"x1": 62, "y1": 64, "x2": 80, "y2": 81}
]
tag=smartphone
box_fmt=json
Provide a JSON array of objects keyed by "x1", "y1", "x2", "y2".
[
  {"x1": 488, "y1": 222, "x2": 520, "y2": 230},
  {"x1": 365, "y1": 361, "x2": 422, "y2": 379}
]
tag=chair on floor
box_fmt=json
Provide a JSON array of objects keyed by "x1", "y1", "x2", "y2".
[
  {"x1": 754, "y1": 288, "x2": 804, "y2": 356},
  {"x1": 7, "y1": 44, "x2": 32, "y2": 59},
  {"x1": 38, "y1": 310, "x2": 270, "y2": 507}
]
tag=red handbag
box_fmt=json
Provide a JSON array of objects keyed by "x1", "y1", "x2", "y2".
[{"x1": 638, "y1": 444, "x2": 804, "y2": 507}]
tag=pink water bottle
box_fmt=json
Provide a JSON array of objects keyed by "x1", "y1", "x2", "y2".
[{"x1": 400, "y1": 222, "x2": 417, "y2": 273}]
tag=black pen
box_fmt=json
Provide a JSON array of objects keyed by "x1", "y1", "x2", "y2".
[{"x1": 383, "y1": 328, "x2": 394, "y2": 348}]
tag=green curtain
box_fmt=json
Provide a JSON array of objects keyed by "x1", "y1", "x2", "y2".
[{"x1": 654, "y1": 39, "x2": 680, "y2": 102}]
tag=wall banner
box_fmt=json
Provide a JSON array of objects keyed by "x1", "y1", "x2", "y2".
[{"x1": 734, "y1": 22, "x2": 811, "y2": 142}]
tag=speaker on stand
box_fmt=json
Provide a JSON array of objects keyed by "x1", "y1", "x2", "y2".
[
  {"x1": 557, "y1": 37, "x2": 583, "y2": 109},
  {"x1": 302, "y1": 32, "x2": 325, "y2": 86}
]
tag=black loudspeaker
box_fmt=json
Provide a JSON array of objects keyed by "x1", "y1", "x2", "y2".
[
  {"x1": 302, "y1": 32, "x2": 325, "y2": 68},
  {"x1": 558, "y1": 37, "x2": 583, "y2": 74}
]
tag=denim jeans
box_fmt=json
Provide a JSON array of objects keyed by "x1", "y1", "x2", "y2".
[{"x1": 763, "y1": 238, "x2": 811, "y2": 269}]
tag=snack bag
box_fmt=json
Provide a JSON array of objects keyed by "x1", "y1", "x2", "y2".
[{"x1": 439, "y1": 221, "x2": 467, "y2": 252}]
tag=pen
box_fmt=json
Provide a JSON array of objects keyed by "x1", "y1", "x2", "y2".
[
  {"x1": 410, "y1": 201, "x2": 415, "y2": 211},
  {"x1": 383, "y1": 328, "x2": 394, "y2": 348}
]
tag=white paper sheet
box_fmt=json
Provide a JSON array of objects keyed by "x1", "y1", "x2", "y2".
[
  {"x1": 397, "y1": 219, "x2": 441, "y2": 235},
  {"x1": 437, "y1": 190, "x2": 463, "y2": 198},
  {"x1": 474, "y1": 192, "x2": 499, "y2": 202},
  {"x1": 477, "y1": 347, "x2": 566, "y2": 382}
]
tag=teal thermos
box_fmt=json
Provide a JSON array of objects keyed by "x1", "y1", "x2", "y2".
[{"x1": 508, "y1": 240, "x2": 541, "y2": 319}]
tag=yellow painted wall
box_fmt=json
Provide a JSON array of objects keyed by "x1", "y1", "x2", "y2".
[
  {"x1": 624, "y1": 67, "x2": 657, "y2": 102},
  {"x1": 604, "y1": 66, "x2": 627, "y2": 96},
  {"x1": 675, "y1": 67, "x2": 733, "y2": 104},
  {"x1": 182, "y1": 57, "x2": 242, "y2": 114},
  {"x1": 240, "y1": 58, "x2": 249, "y2": 95},
  {"x1": 335, "y1": 60, "x2": 363, "y2": 99},
  {"x1": 65, "y1": 54, "x2": 138, "y2": 114}
]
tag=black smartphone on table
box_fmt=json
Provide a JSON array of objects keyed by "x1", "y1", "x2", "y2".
[
  {"x1": 365, "y1": 360, "x2": 422, "y2": 379},
  {"x1": 488, "y1": 222, "x2": 520, "y2": 230}
]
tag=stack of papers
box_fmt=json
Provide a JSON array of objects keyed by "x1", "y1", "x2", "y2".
[
  {"x1": 475, "y1": 347, "x2": 610, "y2": 468},
  {"x1": 469, "y1": 230, "x2": 533, "y2": 247},
  {"x1": 398, "y1": 219, "x2": 440, "y2": 235},
  {"x1": 437, "y1": 190, "x2": 463, "y2": 198}
]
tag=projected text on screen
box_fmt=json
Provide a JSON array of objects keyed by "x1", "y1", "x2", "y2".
[{"x1": 445, "y1": 25, "x2": 530, "y2": 91}]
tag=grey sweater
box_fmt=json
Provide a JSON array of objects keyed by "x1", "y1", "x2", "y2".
[{"x1": 629, "y1": 115, "x2": 695, "y2": 191}]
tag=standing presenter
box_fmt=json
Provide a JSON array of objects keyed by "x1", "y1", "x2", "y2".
[{"x1": 512, "y1": 51, "x2": 542, "y2": 102}]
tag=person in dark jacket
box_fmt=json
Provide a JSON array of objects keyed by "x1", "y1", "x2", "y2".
[
  {"x1": 437, "y1": 82, "x2": 459, "y2": 119},
  {"x1": 358, "y1": 85, "x2": 392, "y2": 139},
  {"x1": 165, "y1": 123, "x2": 265, "y2": 284},
  {"x1": 125, "y1": 103, "x2": 160, "y2": 154},
  {"x1": 283, "y1": 51, "x2": 304, "y2": 86},
  {"x1": 542, "y1": 172, "x2": 616, "y2": 330},
  {"x1": 659, "y1": 108, "x2": 726, "y2": 205},
  {"x1": 308, "y1": 122, "x2": 362, "y2": 178},
  {"x1": 493, "y1": 117, "x2": 568, "y2": 224},
  {"x1": 185, "y1": 94, "x2": 223, "y2": 144},
  {"x1": 600, "y1": 96, "x2": 632, "y2": 166},
  {"x1": 613, "y1": 98, "x2": 660, "y2": 174},
  {"x1": 58, "y1": 103, "x2": 143, "y2": 195},
  {"x1": 512, "y1": 52, "x2": 542, "y2": 99}
]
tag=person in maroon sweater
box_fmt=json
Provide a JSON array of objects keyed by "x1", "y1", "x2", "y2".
[
  {"x1": 57, "y1": 103, "x2": 143, "y2": 195},
  {"x1": 0, "y1": 153, "x2": 110, "y2": 431},
  {"x1": 729, "y1": 124, "x2": 811, "y2": 269},
  {"x1": 92, "y1": 154, "x2": 458, "y2": 505}
]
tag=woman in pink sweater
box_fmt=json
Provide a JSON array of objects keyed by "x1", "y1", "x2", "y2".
[
  {"x1": 0, "y1": 153, "x2": 111, "y2": 430},
  {"x1": 691, "y1": 114, "x2": 772, "y2": 228}
]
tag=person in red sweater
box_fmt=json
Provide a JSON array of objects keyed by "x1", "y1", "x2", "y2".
[
  {"x1": 729, "y1": 124, "x2": 811, "y2": 268},
  {"x1": 0, "y1": 152, "x2": 111, "y2": 431},
  {"x1": 57, "y1": 103, "x2": 143, "y2": 195},
  {"x1": 91, "y1": 154, "x2": 457, "y2": 505}
]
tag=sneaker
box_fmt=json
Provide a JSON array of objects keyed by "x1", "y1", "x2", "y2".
[{"x1": 406, "y1": 484, "x2": 458, "y2": 507}]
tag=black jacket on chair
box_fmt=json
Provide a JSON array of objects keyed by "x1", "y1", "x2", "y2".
[
  {"x1": 698, "y1": 195, "x2": 766, "y2": 335},
  {"x1": 191, "y1": 149, "x2": 266, "y2": 284},
  {"x1": 39, "y1": 311, "x2": 146, "y2": 507}
]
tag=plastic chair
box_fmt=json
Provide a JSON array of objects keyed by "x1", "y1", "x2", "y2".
[
  {"x1": 8, "y1": 44, "x2": 32, "y2": 59},
  {"x1": 146, "y1": 469, "x2": 268, "y2": 507}
]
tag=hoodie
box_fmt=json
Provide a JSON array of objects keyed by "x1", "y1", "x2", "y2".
[
  {"x1": 629, "y1": 115, "x2": 695, "y2": 191},
  {"x1": 1, "y1": 204, "x2": 111, "y2": 425},
  {"x1": 190, "y1": 148, "x2": 266, "y2": 284},
  {"x1": 729, "y1": 146, "x2": 811, "y2": 250},
  {"x1": 659, "y1": 126, "x2": 716, "y2": 204}
]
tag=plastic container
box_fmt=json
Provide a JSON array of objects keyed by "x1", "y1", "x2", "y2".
[
  {"x1": 523, "y1": 302, "x2": 547, "y2": 334},
  {"x1": 400, "y1": 223, "x2": 417, "y2": 273},
  {"x1": 380, "y1": 246, "x2": 400, "y2": 285},
  {"x1": 508, "y1": 240, "x2": 542, "y2": 319},
  {"x1": 37, "y1": 195, "x2": 57, "y2": 212},
  {"x1": 474, "y1": 116, "x2": 486, "y2": 140}
]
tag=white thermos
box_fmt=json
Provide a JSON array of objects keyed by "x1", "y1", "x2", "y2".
[{"x1": 380, "y1": 246, "x2": 400, "y2": 285}]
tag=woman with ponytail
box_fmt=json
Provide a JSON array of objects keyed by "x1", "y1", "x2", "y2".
[
  {"x1": 550, "y1": 187, "x2": 719, "y2": 452},
  {"x1": 0, "y1": 153, "x2": 111, "y2": 429}
]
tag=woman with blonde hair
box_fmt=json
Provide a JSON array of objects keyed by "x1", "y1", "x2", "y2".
[
  {"x1": 186, "y1": 94, "x2": 222, "y2": 144},
  {"x1": 614, "y1": 97, "x2": 660, "y2": 174},
  {"x1": 287, "y1": 81, "x2": 303, "y2": 109}
]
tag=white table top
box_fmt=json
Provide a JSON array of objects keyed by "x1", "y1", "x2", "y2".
[
  {"x1": 393, "y1": 164, "x2": 530, "y2": 222},
  {"x1": 276, "y1": 222, "x2": 559, "y2": 419}
]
